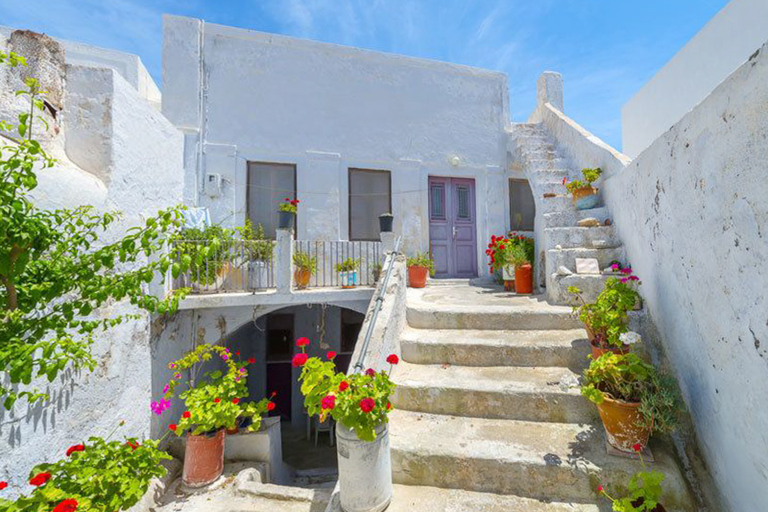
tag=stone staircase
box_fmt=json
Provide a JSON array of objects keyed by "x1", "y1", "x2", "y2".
[
  {"x1": 513, "y1": 123, "x2": 628, "y2": 305},
  {"x1": 385, "y1": 284, "x2": 696, "y2": 511}
]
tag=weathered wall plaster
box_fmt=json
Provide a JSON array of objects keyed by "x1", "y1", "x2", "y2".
[{"x1": 621, "y1": 0, "x2": 768, "y2": 158}]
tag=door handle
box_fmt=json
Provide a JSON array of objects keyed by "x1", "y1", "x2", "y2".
[{"x1": 452, "y1": 226, "x2": 457, "y2": 239}]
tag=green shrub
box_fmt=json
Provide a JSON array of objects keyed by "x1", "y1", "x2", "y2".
[
  {"x1": 564, "y1": 167, "x2": 602, "y2": 194},
  {"x1": 407, "y1": 252, "x2": 435, "y2": 276},
  {"x1": 293, "y1": 250, "x2": 317, "y2": 274},
  {"x1": 335, "y1": 258, "x2": 360, "y2": 273}
]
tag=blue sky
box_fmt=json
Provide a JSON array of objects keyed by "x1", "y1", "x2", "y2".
[{"x1": 0, "y1": 0, "x2": 729, "y2": 150}]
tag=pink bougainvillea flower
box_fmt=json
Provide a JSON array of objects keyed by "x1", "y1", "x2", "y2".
[
  {"x1": 610, "y1": 263, "x2": 620, "y2": 271},
  {"x1": 0, "y1": 481, "x2": 7, "y2": 490},
  {"x1": 321, "y1": 394, "x2": 336, "y2": 410},
  {"x1": 52, "y1": 499, "x2": 78, "y2": 512},
  {"x1": 29, "y1": 472, "x2": 51, "y2": 486},
  {"x1": 359, "y1": 398, "x2": 375, "y2": 413},
  {"x1": 240, "y1": 368, "x2": 246, "y2": 373},
  {"x1": 339, "y1": 381, "x2": 349, "y2": 392},
  {"x1": 66, "y1": 444, "x2": 85, "y2": 457},
  {"x1": 221, "y1": 354, "x2": 228, "y2": 361},
  {"x1": 169, "y1": 363, "x2": 176, "y2": 369},
  {"x1": 162, "y1": 384, "x2": 170, "y2": 394},
  {"x1": 174, "y1": 373, "x2": 181, "y2": 379},
  {"x1": 267, "y1": 402, "x2": 276, "y2": 411},
  {"x1": 327, "y1": 351, "x2": 337, "y2": 360},
  {"x1": 386, "y1": 354, "x2": 399, "y2": 365},
  {"x1": 292, "y1": 353, "x2": 308, "y2": 367},
  {"x1": 296, "y1": 337, "x2": 309, "y2": 347},
  {"x1": 365, "y1": 368, "x2": 375, "y2": 377}
]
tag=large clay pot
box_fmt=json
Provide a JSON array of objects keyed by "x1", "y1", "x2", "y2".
[
  {"x1": 294, "y1": 268, "x2": 311, "y2": 289},
  {"x1": 572, "y1": 187, "x2": 599, "y2": 210},
  {"x1": 596, "y1": 395, "x2": 651, "y2": 453},
  {"x1": 336, "y1": 423, "x2": 392, "y2": 512},
  {"x1": 182, "y1": 429, "x2": 225, "y2": 487},
  {"x1": 408, "y1": 266, "x2": 429, "y2": 288},
  {"x1": 514, "y1": 264, "x2": 533, "y2": 294}
]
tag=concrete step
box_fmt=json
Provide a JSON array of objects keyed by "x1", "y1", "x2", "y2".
[
  {"x1": 389, "y1": 410, "x2": 696, "y2": 510},
  {"x1": 547, "y1": 273, "x2": 616, "y2": 306},
  {"x1": 391, "y1": 361, "x2": 593, "y2": 423},
  {"x1": 526, "y1": 157, "x2": 570, "y2": 169},
  {"x1": 538, "y1": 195, "x2": 577, "y2": 214},
  {"x1": 530, "y1": 168, "x2": 571, "y2": 182},
  {"x1": 400, "y1": 327, "x2": 590, "y2": 368},
  {"x1": 381, "y1": 484, "x2": 601, "y2": 512},
  {"x1": 546, "y1": 247, "x2": 626, "y2": 274},
  {"x1": 543, "y1": 206, "x2": 611, "y2": 228},
  {"x1": 545, "y1": 226, "x2": 621, "y2": 249}
]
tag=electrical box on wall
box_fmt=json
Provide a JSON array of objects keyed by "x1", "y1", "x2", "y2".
[{"x1": 204, "y1": 173, "x2": 222, "y2": 197}]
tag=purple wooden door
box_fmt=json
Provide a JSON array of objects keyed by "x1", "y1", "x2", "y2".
[{"x1": 428, "y1": 177, "x2": 478, "y2": 278}]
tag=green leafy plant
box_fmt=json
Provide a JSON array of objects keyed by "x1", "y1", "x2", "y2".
[
  {"x1": 278, "y1": 197, "x2": 299, "y2": 214},
  {"x1": 582, "y1": 352, "x2": 681, "y2": 434},
  {"x1": 334, "y1": 258, "x2": 360, "y2": 273},
  {"x1": 174, "y1": 224, "x2": 234, "y2": 286},
  {"x1": 0, "y1": 428, "x2": 171, "y2": 512},
  {"x1": 406, "y1": 252, "x2": 435, "y2": 277},
  {"x1": 0, "y1": 52, "x2": 188, "y2": 409},
  {"x1": 598, "y1": 445, "x2": 666, "y2": 511},
  {"x1": 236, "y1": 219, "x2": 273, "y2": 261},
  {"x1": 162, "y1": 344, "x2": 272, "y2": 435},
  {"x1": 293, "y1": 250, "x2": 317, "y2": 274},
  {"x1": 294, "y1": 338, "x2": 397, "y2": 442},
  {"x1": 564, "y1": 167, "x2": 602, "y2": 194},
  {"x1": 568, "y1": 271, "x2": 641, "y2": 349}
]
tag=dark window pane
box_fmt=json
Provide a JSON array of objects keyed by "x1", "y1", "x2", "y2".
[
  {"x1": 349, "y1": 169, "x2": 391, "y2": 241},
  {"x1": 430, "y1": 184, "x2": 445, "y2": 220},
  {"x1": 509, "y1": 179, "x2": 535, "y2": 231},
  {"x1": 247, "y1": 162, "x2": 296, "y2": 239},
  {"x1": 457, "y1": 186, "x2": 470, "y2": 219}
]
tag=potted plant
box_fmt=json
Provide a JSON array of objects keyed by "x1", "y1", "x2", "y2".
[
  {"x1": 162, "y1": 344, "x2": 272, "y2": 487},
  {"x1": 293, "y1": 250, "x2": 317, "y2": 290},
  {"x1": 406, "y1": 253, "x2": 434, "y2": 288},
  {"x1": 598, "y1": 445, "x2": 668, "y2": 511},
  {"x1": 581, "y1": 352, "x2": 681, "y2": 453},
  {"x1": 378, "y1": 213, "x2": 393, "y2": 233},
  {"x1": 563, "y1": 167, "x2": 602, "y2": 210},
  {"x1": 278, "y1": 197, "x2": 299, "y2": 230},
  {"x1": 569, "y1": 269, "x2": 641, "y2": 359},
  {"x1": 486, "y1": 235, "x2": 515, "y2": 290},
  {"x1": 236, "y1": 219, "x2": 273, "y2": 289},
  {"x1": 335, "y1": 258, "x2": 360, "y2": 289},
  {"x1": 175, "y1": 224, "x2": 234, "y2": 291},
  {"x1": 295, "y1": 340, "x2": 398, "y2": 512}
]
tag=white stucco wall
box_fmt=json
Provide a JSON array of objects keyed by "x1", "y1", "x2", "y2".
[
  {"x1": 604, "y1": 41, "x2": 768, "y2": 512},
  {"x1": 621, "y1": 0, "x2": 768, "y2": 158},
  {"x1": 162, "y1": 15, "x2": 512, "y2": 267},
  {"x1": 0, "y1": 32, "x2": 184, "y2": 496}
]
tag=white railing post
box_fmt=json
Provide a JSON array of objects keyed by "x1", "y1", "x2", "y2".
[{"x1": 276, "y1": 228, "x2": 293, "y2": 294}]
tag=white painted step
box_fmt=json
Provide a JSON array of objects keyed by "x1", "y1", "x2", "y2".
[
  {"x1": 546, "y1": 247, "x2": 626, "y2": 273},
  {"x1": 406, "y1": 301, "x2": 580, "y2": 331},
  {"x1": 389, "y1": 410, "x2": 696, "y2": 510},
  {"x1": 391, "y1": 361, "x2": 593, "y2": 423},
  {"x1": 543, "y1": 206, "x2": 611, "y2": 228},
  {"x1": 400, "y1": 327, "x2": 590, "y2": 368},
  {"x1": 545, "y1": 226, "x2": 621, "y2": 249}
]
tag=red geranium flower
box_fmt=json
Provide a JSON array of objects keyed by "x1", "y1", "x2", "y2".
[
  {"x1": 632, "y1": 443, "x2": 643, "y2": 453},
  {"x1": 327, "y1": 351, "x2": 337, "y2": 360},
  {"x1": 359, "y1": 398, "x2": 375, "y2": 413},
  {"x1": 365, "y1": 368, "x2": 375, "y2": 377},
  {"x1": 214, "y1": 398, "x2": 221, "y2": 403},
  {"x1": 292, "y1": 353, "x2": 308, "y2": 367},
  {"x1": 52, "y1": 499, "x2": 78, "y2": 512},
  {"x1": 321, "y1": 395, "x2": 336, "y2": 410},
  {"x1": 235, "y1": 351, "x2": 240, "y2": 356},
  {"x1": 271, "y1": 391, "x2": 278, "y2": 397},
  {"x1": 386, "y1": 401, "x2": 392, "y2": 410},
  {"x1": 248, "y1": 357, "x2": 256, "y2": 364},
  {"x1": 0, "y1": 481, "x2": 7, "y2": 490},
  {"x1": 232, "y1": 398, "x2": 240, "y2": 405},
  {"x1": 598, "y1": 485, "x2": 604, "y2": 493},
  {"x1": 169, "y1": 424, "x2": 177, "y2": 432},
  {"x1": 126, "y1": 441, "x2": 140, "y2": 451},
  {"x1": 339, "y1": 381, "x2": 349, "y2": 392},
  {"x1": 284, "y1": 197, "x2": 291, "y2": 201},
  {"x1": 29, "y1": 472, "x2": 51, "y2": 486},
  {"x1": 182, "y1": 411, "x2": 191, "y2": 419},
  {"x1": 267, "y1": 402, "x2": 276, "y2": 411},
  {"x1": 66, "y1": 444, "x2": 85, "y2": 457},
  {"x1": 296, "y1": 337, "x2": 309, "y2": 347},
  {"x1": 386, "y1": 354, "x2": 399, "y2": 365}
]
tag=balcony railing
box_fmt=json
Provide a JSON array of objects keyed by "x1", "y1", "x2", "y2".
[{"x1": 293, "y1": 240, "x2": 382, "y2": 289}]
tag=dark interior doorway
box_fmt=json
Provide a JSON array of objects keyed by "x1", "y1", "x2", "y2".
[{"x1": 266, "y1": 313, "x2": 294, "y2": 420}]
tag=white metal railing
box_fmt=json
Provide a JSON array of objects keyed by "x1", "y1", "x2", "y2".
[{"x1": 293, "y1": 240, "x2": 382, "y2": 289}]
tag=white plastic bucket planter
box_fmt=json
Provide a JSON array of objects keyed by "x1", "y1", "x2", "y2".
[
  {"x1": 336, "y1": 423, "x2": 392, "y2": 512},
  {"x1": 339, "y1": 271, "x2": 358, "y2": 288},
  {"x1": 502, "y1": 265, "x2": 515, "y2": 281},
  {"x1": 249, "y1": 261, "x2": 270, "y2": 289}
]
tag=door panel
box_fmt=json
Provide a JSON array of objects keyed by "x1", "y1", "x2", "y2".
[{"x1": 428, "y1": 177, "x2": 477, "y2": 278}]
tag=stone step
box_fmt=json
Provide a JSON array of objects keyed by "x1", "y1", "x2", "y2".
[
  {"x1": 391, "y1": 361, "x2": 592, "y2": 423},
  {"x1": 530, "y1": 169, "x2": 571, "y2": 182},
  {"x1": 546, "y1": 246, "x2": 626, "y2": 273},
  {"x1": 381, "y1": 484, "x2": 600, "y2": 512},
  {"x1": 400, "y1": 327, "x2": 590, "y2": 368},
  {"x1": 545, "y1": 226, "x2": 621, "y2": 249},
  {"x1": 525, "y1": 157, "x2": 570, "y2": 169},
  {"x1": 543, "y1": 206, "x2": 611, "y2": 228},
  {"x1": 389, "y1": 410, "x2": 696, "y2": 510},
  {"x1": 538, "y1": 195, "x2": 577, "y2": 214},
  {"x1": 547, "y1": 274, "x2": 616, "y2": 306}
]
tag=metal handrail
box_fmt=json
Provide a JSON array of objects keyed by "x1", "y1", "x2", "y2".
[{"x1": 352, "y1": 236, "x2": 403, "y2": 374}]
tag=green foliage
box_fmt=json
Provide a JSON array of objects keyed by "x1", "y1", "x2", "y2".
[
  {"x1": 569, "y1": 277, "x2": 640, "y2": 348},
  {"x1": 564, "y1": 167, "x2": 602, "y2": 194},
  {"x1": 0, "y1": 56, "x2": 187, "y2": 409},
  {"x1": 406, "y1": 252, "x2": 435, "y2": 277},
  {"x1": 334, "y1": 258, "x2": 360, "y2": 273},
  {"x1": 236, "y1": 219, "x2": 274, "y2": 261},
  {"x1": 298, "y1": 356, "x2": 396, "y2": 442},
  {"x1": 174, "y1": 224, "x2": 231, "y2": 286},
  {"x1": 0, "y1": 434, "x2": 171, "y2": 512},
  {"x1": 582, "y1": 353, "x2": 681, "y2": 434},
  {"x1": 293, "y1": 250, "x2": 317, "y2": 274},
  {"x1": 163, "y1": 344, "x2": 271, "y2": 435},
  {"x1": 277, "y1": 198, "x2": 299, "y2": 213}
]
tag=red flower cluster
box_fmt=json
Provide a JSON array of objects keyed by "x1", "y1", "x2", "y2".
[
  {"x1": 296, "y1": 337, "x2": 309, "y2": 347},
  {"x1": 66, "y1": 444, "x2": 85, "y2": 457},
  {"x1": 168, "y1": 424, "x2": 177, "y2": 432},
  {"x1": 125, "y1": 441, "x2": 140, "y2": 451},
  {"x1": 359, "y1": 398, "x2": 375, "y2": 413},
  {"x1": 386, "y1": 354, "x2": 399, "y2": 365},
  {"x1": 327, "y1": 351, "x2": 337, "y2": 360},
  {"x1": 267, "y1": 402, "x2": 276, "y2": 411},
  {"x1": 29, "y1": 472, "x2": 51, "y2": 486},
  {"x1": 284, "y1": 197, "x2": 300, "y2": 206},
  {"x1": 321, "y1": 395, "x2": 336, "y2": 410},
  {"x1": 339, "y1": 381, "x2": 349, "y2": 392},
  {"x1": 248, "y1": 357, "x2": 256, "y2": 364},
  {"x1": 213, "y1": 398, "x2": 221, "y2": 403},
  {"x1": 292, "y1": 353, "x2": 308, "y2": 367},
  {"x1": 232, "y1": 398, "x2": 240, "y2": 405},
  {"x1": 365, "y1": 368, "x2": 375, "y2": 377},
  {"x1": 182, "y1": 411, "x2": 191, "y2": 419},
  {"x1": 0, "y1": 481, "x2": 7, "y2": 490},
  {"x1": 52, "y1": 499, "x2": 78, "y2": 512}
]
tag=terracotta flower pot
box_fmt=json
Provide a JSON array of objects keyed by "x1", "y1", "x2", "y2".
[
  {"x1": 294, "y1": 268, "x2": 311, "y2": 289},
  {"x1": 596, "y1": 395, "x2": 651, "y2": 453},
  {"x1": 572, "y1": 186, "x2": 599, "y2": 210},
  {"x1": 514, "y1": 264, "x2": 533, "y2": 294},
  {"x1": 183, "y1": 429, "x2": 225, "y2": 487},
  {"x1": 590, "y1": 340, "x2": 631, "y2": 360},
  {"x1": 408, "y1": 266, "x2": 429, "y2": 288}
]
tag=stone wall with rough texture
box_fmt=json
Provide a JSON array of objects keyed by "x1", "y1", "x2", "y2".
[
  {"x1": 602, "y1": 41, "x2": 768, "y2": 512},
  {"x1": 0, "y1": 31, "x2": 184, "y2": 498}
]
